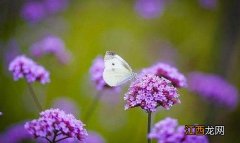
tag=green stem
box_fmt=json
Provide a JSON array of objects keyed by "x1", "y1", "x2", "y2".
[
  {"x1": 27, "y1": 82, "x2": 43, "y2": 111},
  {"x1": 147, "y1": 112, "x2": 152, "y2": 143},
  {"x1": 205, "y1": 103, "x2": 216, "y2": 124},
  {"x1": 84, "y1": 92, "x2": 102, "y2": 123}
]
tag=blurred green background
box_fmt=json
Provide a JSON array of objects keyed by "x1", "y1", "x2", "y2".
[{"x1": 0, "y1": 0, "x2": 240, "y2": 143}]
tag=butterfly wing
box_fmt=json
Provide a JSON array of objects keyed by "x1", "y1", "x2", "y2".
[{"x1": 103, "y1": 51, "x2": 134, "y2": 87}]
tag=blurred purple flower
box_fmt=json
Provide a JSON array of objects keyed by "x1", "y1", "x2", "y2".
[
  {"x1": 53, "y1": 98, "x2": 79, "y2": 116},
  {"x1": 9, "y1": 55, "x2": 50, "y2": 84},
  {"x1": 142, "y1": 63, "x2": 187, "y2": 88},
  {"x1": 85, "y1": 131, "x2": 105, "y2": 143},
  {"x1": 30, "y1": 35, "x2": 71, "y2": 64},
  {"x1": 89, "y1": 56, "x2": 120, "y2": 92},
  {"x1": 21, "y1": 1, "x2": 46, "y2": 23},
  {"x1": 135, "y1": 0, "x2": 165, "y2": 19},
  {"x1": 44, "y1": 0, "x2": 69, "y2": 14},
  {"x1": 149, "y1": 117, "x2": 209, "y2": 143},
  {"x1": 124, "y1": 74, "x2": 180, "y2": 112},
  {"x1": 56, "y1": 50, "x2": 72, "y2": 65},
  {"x1": 25, "y1": 108, "x2": 88, "y2": 142},
  {"x1": 199, "y1": 0, "x2": 217, "y2": 9},
  {"x1": 4, "y1": 39, "x2": 21, "y2": 66},
  {"x1": 21, "y1": 0, "x2": 69, "y2": 23},
  {"x1": 0, "y1": 123, "x2": 33, "y2": 143},
  {"x1": 188, "y1": 72, "x2": 238, "y2": 109},
  {"x1": 0, "y1": 112, "x2": 2, "y2": 116},
  {"x1": 149, "y1": 117, "x2": 178, "y2": 141}
]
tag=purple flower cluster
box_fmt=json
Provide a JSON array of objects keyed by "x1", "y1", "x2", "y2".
[
  {"x1": 21, "y1": 0, "x2": 69, "y2": 23},
  {"x1": 0, "y1": 123, "x2": 33, "y2": 143},
  {"x1": 149, "y1": 117, "x2": 209, "y2": 143},
  {"x1": 124, "y1": 74, "x2": 180, "y2": 112},
  {"x1": 135, "y1": 0, "x2": 165, "y2": 19},
  {"x1": 89, "y1": 56, "x2": 119, "y2": 92},
  {"x1": 24, "y1": 108, "x2": 88, "y2": 142},
  {"x1": 188, "y1": 72, "x2": 238, "y2": 109},
  {"x1": 30, "y1": 35, "x2": 71, "y2": 64},
  {"x1": 142, "y1": 62, "x2": 187, "y2": 88},
  {"x1": 9, "y1": 55, "x2": 50, "y2": 84}
]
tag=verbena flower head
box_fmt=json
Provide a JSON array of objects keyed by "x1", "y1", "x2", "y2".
[
  {"x1": 9, "y1": 55, "x2": 50, "y2": 84},
  {"x1": 24, "y1": 108, "x2": 88, "y2": 142},
  {"x1": 188, "y1": 72, "x2": 238, "y2": 109},
  {"x1": 135, "y1": 0, "x2": 165, "y2": 19},
  {"x1": 30, "y1": 35, "x2": 71, "y2": 64},
  {"x1": 21, "y1": 1, "x2": 46, "y2": 23},
  {"x1": 142, "y1": 62, "x2": 187, "y2": 88},
  {"x1": 89, "y1": 56, "x2": 120, "y2": 92},
  {"x1": 0, "y1": 123, "x2": 32, "y2": 143},
  {"x1": 124, "y1": 74, "x2": 180, "y2": 112},
  {"x1": 149, "y1": 117, "x2": 209, "y2": 143}
]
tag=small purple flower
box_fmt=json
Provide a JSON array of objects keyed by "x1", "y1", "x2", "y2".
[
  {"x1": 0, "y1": 123, "x2": 33, "y2": 143},
  {"x1": 135, "y1": 0, "x2": 165, "y2": 19},
  {"x1": 21, "y1": 1, "x2": 46, "y2": 23},
  {"x1": 124, "y1": 74, "x2": 180, "y2": 112},
  {"x1": 199, "y1": 0, "x2": 217, "y2": 9},
  {"x1": 9, "y1": 55, "x2": 50, "y2": 84},
  {"x1": 43, "y1": 0, "x2": 69, "y2": 14},
  {"x1": 30, "y1": 35, "x2": 71, "y2": 64},
  {"x1": 142, "y1": 62, "x2": 187, "y2": 88},
  {"x1": 89, "y1": 56, "x2": 120, "y2": 92},
  {"x1": 24, "y1": 108, "x2": 88, "y2": 142},
  {"x1": 149, "y1": 117, "x2": 209, "y2": 143},
  {"x1": 0, "y1": 112, "x2": 2, "y2": 116},
  {"x1": 188, "y1": 72, "x2": 238, "y2": 109}
]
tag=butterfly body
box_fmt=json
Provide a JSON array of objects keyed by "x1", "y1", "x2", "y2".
[{"x1": 103, "y1": 51, "x2": 135, "y2": 87}]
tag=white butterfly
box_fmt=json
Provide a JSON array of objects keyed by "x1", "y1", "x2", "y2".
[{"x1": 103, "y1": 51, "x2": 136, "y2": 87}]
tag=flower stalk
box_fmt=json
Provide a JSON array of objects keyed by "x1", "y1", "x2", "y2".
[
  {"x1": 27, "y1": 82, "x2": 43, "y2": 111},
  {"x1": 84, "y1": 92, "x2": 102, "y2": 123},
  {"x1": 147, "y1": 112, "x2": 152, "y2": 143}
]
